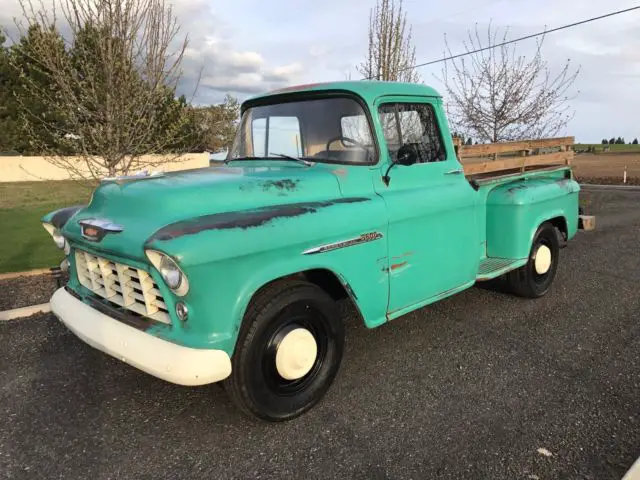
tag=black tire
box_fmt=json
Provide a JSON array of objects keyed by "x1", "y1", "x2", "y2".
[
  {"x1": 224, "y1": 279, "x2": 344, "y2": 422},
  {"x1": 507, "y1": 222, "x2": 560, "y2": 298}
]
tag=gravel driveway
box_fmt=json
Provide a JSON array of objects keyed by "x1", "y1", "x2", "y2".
[
  {"x1": 1, "y1": 189, "x2": 638, "y2": 479},
  {"x1": 0, "y1": 272, "x2": 67, "y2": 311}
]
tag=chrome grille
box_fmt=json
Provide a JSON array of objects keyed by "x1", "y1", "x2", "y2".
[{"x1": 74, "y1": 250, "x2": 171, "y2": 324}]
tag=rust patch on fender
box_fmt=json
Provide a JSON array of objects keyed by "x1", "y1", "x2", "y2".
[
  {"x1": 390, "y1": 261, "x2": 408, "y2": 271},
  {"x1": 332, "y1": 168, "x2": 347, "y2": 177},
  {"x1": 506, "y1": 184, "x2": 528, "y2": 194},
  {"x1": 260, "y1": 179, "x2": 300, "y2": 193},
  {"x1": 148, "y1": 197, "x2": 370, "y2": 242}
]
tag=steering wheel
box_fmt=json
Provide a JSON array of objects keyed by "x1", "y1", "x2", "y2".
[{"x1": 325, "y1": 136, "x2": 369, "y2": 152}]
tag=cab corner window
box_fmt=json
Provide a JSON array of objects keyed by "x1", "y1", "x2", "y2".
[{"x1": 378, "y1": 103, "x2": 447, "y2": 164}]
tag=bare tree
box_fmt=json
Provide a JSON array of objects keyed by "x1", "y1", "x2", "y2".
[
  {"x1": 441, "y1": 24, "x2": 580, "y2": 143},
  {"x1": 10, "y1": 0, "x2": 196, "y2": 180},
  {"x1": 357, "y1": 0, "x2": 420, "y2": 83}
]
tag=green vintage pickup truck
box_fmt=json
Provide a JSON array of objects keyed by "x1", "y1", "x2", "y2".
[{"x1": 44, "y1": 81, "x2": 592, "y2": 421}]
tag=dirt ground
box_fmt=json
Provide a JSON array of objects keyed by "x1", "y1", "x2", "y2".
[{"x1": 572, "y1": 153, "x2": 640, "y2": 184}]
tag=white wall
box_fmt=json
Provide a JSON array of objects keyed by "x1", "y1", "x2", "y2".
[{"x1": 0, "y1": 153, "x2": 210, "y2": 182}]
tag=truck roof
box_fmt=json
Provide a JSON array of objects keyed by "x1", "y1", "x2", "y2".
[{"x1": 245, "y1": 81, "x2": 442, "y2": 106}]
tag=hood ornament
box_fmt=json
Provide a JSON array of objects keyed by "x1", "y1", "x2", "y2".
[
  {"x1": 79, "y1": 218, "x2": 124, "y2": 242},
  {"x1": 102, "y1": 170, "x2": 164, "y2": 184}
]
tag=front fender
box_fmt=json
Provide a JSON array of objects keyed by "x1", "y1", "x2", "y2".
[
  {"x1": 230, "y1": 239, "x2": 390, "y2": 335},
  {"x1": 146, "y1": 196, "x2": 390, "y2": 355}
]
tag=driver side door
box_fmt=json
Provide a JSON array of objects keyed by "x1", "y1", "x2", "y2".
[{"x1": 372, "y1": 96, "x2": 480, "y2": 318}]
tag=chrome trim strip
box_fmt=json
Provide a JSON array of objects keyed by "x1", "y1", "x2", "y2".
[{"x1": 302, "y1": 232, "x2": 383, "y2": 255}]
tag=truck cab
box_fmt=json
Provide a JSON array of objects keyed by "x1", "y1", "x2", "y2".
[{"x1": 45, "y1": 81, "x2": 587, "y2": 421}]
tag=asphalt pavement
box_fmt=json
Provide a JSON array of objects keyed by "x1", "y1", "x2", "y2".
[{"x1": 1, "y1": 189, "x2": 639, "y2": 479}]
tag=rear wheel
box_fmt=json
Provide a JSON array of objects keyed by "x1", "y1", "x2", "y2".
[
  {"x1": 507, "y1": 222, "x2": 560, "y2": 298},
  {"x1": 224, "y1": 279, "x2": 344, "y2": 422}
]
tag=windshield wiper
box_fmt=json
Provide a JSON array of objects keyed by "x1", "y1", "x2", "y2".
[
  {"x1": 225, "y1": 154, "x2": 314, "y2": 166},
  {"x1": 268, "y1": 152, "x2": 314, "y2": 166},
  {"x1": 223, "y1": 156, "x2": 260, "y2": 164}
]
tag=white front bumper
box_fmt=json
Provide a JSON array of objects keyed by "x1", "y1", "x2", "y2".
[{"x1": 50, "y1": 288, "x2": 232, "y2": 386}]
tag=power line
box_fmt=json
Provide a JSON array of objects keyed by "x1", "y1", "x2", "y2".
[{"x1": 369, "y1": 5, "x2": 640, "y2": 78}]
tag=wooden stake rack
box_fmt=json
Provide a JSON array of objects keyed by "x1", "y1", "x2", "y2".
[{"x1": 453, "y1": 137, "x2": 574, "y2": 177}]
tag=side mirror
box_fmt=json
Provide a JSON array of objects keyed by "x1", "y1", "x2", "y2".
[
  {"x1": 382, "y1": 145, "x2": 418, "y2": 186},
  {"x1": 396, "y1": 145, "x2": 418, "y2": 166}
]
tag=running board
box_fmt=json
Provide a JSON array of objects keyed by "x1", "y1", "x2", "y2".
[{"x1": 476, "y1": 257, "x2": 527, "y2": 281}]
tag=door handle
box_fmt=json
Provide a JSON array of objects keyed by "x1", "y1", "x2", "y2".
[{"x1": 445, "y1": 169, "x2": 463, "y2": 175}]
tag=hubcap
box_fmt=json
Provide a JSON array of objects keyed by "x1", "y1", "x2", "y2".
[
  {"x1": 275, "y1": 328, "x2": 318, "y2": 380},
  {"x1": 534, "y1": 245, "x2": 552, "y2": 274}
]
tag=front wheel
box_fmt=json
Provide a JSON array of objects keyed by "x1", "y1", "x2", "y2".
[
  {"x1": 224, "y1": 280, "x2": 344, "y2": 421},
  {"x1": 507, "y1": 222, "x2": 560, "y2": 298}
]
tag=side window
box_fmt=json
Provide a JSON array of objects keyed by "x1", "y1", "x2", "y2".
[
  {"x1": 252, "y1": 116, "x2": 302, "y2": 157},
  {"x1": 378, "y1": 103, "x2": 446, "y2": 163}
]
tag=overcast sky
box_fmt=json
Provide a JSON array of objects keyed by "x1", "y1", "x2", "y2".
[{"x1": 3, "y1": 0, "x2": 640, "y2": 142}]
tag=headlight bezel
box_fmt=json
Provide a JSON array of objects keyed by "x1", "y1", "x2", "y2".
[
  {"x1": 52, "y1": 229, "x2": 66, "y2": 249},
  {"x1": 145, "y1": 249, "x2": 189, "y2": 297},
  {"x1": 42, "y1": 222, "x2": 71, "y2": 254}
]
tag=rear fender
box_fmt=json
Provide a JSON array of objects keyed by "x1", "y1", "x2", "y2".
[{"x1": 486, "y1": 178, "x2": 579, "y2": 259}]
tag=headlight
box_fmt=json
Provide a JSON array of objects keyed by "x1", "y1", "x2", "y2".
[
  {"x1": 159, "y1": 256, "x2": 182, "y2": 289},
  {"x1": 43, "y1": 222, "x2": 70, "y2": 254},
  {"x1": 145, "y1": 250, "x2": 189, "y2": 296}
]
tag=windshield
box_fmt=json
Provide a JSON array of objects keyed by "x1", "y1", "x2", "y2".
[{"x1": 228, "y1": 96, "x2": 376, "y2": 164}]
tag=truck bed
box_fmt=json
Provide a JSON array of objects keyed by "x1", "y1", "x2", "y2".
[{"x1": 456, "y1": 137, "x2": 574, "y2": 181}]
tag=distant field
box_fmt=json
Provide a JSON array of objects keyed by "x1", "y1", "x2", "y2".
[
  {"x1": 575, "y1": 144, "x2": 640, "y2": 153},
  {"x1": 0, "y1": 181, "x2": 92, "y2": 273}
]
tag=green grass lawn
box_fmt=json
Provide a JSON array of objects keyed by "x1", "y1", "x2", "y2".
[
  {"x1": 575, "y1": 144, "x2": 640, "y2": 153},
  {"x1": 0, "y1": 181, "x2": 94, "y2": 273}
]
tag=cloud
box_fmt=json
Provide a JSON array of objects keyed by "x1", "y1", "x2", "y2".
[
  {"x1": 169, "y1": 0, "x2": 306, "y2": 103},
  {"x1": 262, "y1": 63, "x2": 304, "y2": 82},
  {"x1": 179, "y1": 37, "x2": 305, "y2": 101}
]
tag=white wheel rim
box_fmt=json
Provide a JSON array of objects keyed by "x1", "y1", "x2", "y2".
[
  {"x1": 275, "y1": 328, "x2": 318, "y2": 380},
  {"x1": 534, "y1": 245, "x2": 552, "y2": 274}
]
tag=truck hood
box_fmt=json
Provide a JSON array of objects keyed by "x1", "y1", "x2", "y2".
[{"x1": 63, "y1": 164, "x2": 343, "y2": 260}]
